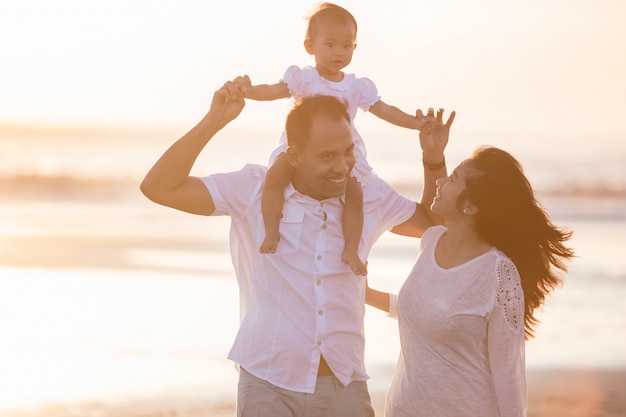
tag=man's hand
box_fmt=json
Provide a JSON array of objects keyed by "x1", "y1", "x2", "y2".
[
  {"x1": 419, "y1": 108, "x2": 456, "y2": 162},
  {"x1": 208, "y1": 76, "x2": 249, "y2": 130},
  {"x1": 415, "y1": 108, "x2": 437, "y2": 131},
  {"x1": 140, "y1": 75, "x2": 254, "y2": 215}
]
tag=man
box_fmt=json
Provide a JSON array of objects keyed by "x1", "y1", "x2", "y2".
[{"x1": 141, "y1": 76, "x2": 454, "y2": 416}]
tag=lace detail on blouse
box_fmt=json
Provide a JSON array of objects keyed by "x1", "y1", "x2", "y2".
[{"x1": 495, "y1": 257, "x2": 524, "y2": 335}]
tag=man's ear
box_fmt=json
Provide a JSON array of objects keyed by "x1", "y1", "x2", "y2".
[
  {"x1": 304, "y1": 39, "x2": 314, "y2": 55},
  {"x1": 285, "y1": 146, "x2": 299, "y2": 168}
]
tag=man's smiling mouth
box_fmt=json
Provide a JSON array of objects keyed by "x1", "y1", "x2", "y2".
[{"x1": 328, "y1": 176, "x2": 347, "y2": 184}]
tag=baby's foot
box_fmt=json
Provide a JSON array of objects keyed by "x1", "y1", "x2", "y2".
[
  {"x1": 259, "y1": 231, "x2": 280, "y2": 254},
  {"x1": 342, "y1": 250, "x2": 368, "y2": 276}
]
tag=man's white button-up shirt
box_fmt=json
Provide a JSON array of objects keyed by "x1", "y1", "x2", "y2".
[{"x1": 201, "y1": 164, "x2": 415, "y2": 393}]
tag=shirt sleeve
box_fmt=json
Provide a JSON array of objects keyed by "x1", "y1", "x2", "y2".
[
  {"x1": 387, "y1": 293, "x2": 399, "y2": 319},
  {"x1": 200, "y1": 164, "x2": 265, "y2": 217},
  {"x1": 355, "y1": 76, "x2": 380, "y2": 112},
  {"x1": 363, "y1": 174, "x2": 415, "y2": 229},
  {"x1": 420, "y1": 226, "x2": 443, "y2": 249},
  {"x1": 488, "y1": 256, "x2": 528, "y2": 417},
  {"x1": 281, "y1": 65, "x2": 307, "y2": 97}
]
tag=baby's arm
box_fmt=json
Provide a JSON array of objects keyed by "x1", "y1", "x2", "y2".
[
  {"x1": 246, "y1": 81, "x2": 290, "y2": 101},
  {"x1": 369, "y1": 99, "x2": 429, "y2": 130}
]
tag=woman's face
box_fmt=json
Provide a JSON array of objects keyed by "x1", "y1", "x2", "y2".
[{"x1": 431, "y1": 159, "x2": 472, "y2": 217}]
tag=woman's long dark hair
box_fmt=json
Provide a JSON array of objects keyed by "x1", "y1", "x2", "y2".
[{"x1": 463, "y1": 146, "x2": 574, "y2": 339}]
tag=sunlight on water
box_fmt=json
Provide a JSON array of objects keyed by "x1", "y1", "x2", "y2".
[
  {"x1": 125, "y1": 248, "x2": 233, "y2": 274},
  {"x1": 0, "y1": 267, "x2": 240, "y2": 410}
]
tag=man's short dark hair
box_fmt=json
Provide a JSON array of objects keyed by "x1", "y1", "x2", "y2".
[{"x1": 285, "y1": 95, "x2": 350, "y2": 150}]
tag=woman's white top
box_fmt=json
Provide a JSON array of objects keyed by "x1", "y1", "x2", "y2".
[{"x1": 386, "y1": 225, "x2": 527, "y2": 417}]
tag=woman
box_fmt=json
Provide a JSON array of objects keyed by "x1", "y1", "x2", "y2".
[{"x1": 367, "y1": 146, "x2": 574, "y2": 417}]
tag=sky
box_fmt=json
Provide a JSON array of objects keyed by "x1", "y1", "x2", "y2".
[{"x1": 1, "y1": 0, "x2": 625, "y2": 139}]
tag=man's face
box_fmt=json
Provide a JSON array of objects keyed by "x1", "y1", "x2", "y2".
[{"x1": 289, "y1": 114, "x2": 355, "y2": 200}]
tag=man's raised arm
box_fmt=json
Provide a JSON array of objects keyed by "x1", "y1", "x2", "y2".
[
  {"x1": 391, "y1": 108, "x2": 455, "y2": 238},
  {"x1": 140, "y1": 77, "x2": 248, "y2": 215}
]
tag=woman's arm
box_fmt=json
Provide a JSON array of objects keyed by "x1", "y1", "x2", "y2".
[
  {"x1": 489, "y1": 259, "x2": 527, "y2": 417},
  {"x1": 391, "y1": 109, "x2": 455, "y2": 237}
]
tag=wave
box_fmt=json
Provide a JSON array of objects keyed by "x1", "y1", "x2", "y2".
[
  {"x1": 2, "y1": 174, "x2": 626, "y2": 219},
  {"x1": 3, "y1": 173, "x2": 626, "y2": 197},
  {"x1": 390, "y1": 180, "x2": 626, "y2": 200},
  {"x1": 0, "y1": 174, "x2": 139, "y2": 201}
]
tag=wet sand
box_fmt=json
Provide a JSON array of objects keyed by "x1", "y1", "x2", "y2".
[{"x1": 1, "y1": 369, "x2": 624, "y2": 417}]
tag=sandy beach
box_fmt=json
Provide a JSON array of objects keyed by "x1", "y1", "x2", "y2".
[
  {"x1": 0, "y1": 369, "x2": 623, "y2": 417},
  {"x1": 526, "y1": 369, "x2": 626, "y2": 417}
]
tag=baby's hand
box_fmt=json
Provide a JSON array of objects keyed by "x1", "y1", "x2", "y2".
[
  {"x1": 233, "y1": 75, "x2": 252, "y2": 97},
  {"x1": 415, "y1": 108, "x2": 437, "y2": 130}
]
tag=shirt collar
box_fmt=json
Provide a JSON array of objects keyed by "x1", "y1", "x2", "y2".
[{"x1": 285, "y1": 182, "x2": 345, "y2": 206}]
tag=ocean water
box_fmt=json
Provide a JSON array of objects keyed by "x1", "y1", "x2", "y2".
[{"x1": 0, "y1": 125, "x2": 625, "y2": 412}]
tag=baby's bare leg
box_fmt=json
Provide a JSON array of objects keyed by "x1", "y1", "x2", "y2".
[
  {"x1": 260, "y1": 154, "x2": 292, "y2": 254},
  {"x1": 342, "y1": 177, "x2": 367, "y2": 275}
]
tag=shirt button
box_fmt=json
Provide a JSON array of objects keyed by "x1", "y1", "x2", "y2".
[
  {"x1": 317, "y1": 255, "x2": 322, "y2": 261},
  {"x1": 318, "y1": 310, "x2": 324, "y2": 315},
  {"x1": 316, "y1": 280, "x2": 322, "y2": 285},
  {"x1": 322, "y1": 224, "x2": 327, "y2": 230},
  {"x1": 317, "y1": 341, "x2": 322, "y2": 346}
]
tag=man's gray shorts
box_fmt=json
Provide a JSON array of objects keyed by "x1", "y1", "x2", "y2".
[{"x1": 237, "y1": 368, "x2": 375, "y2": 417}]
